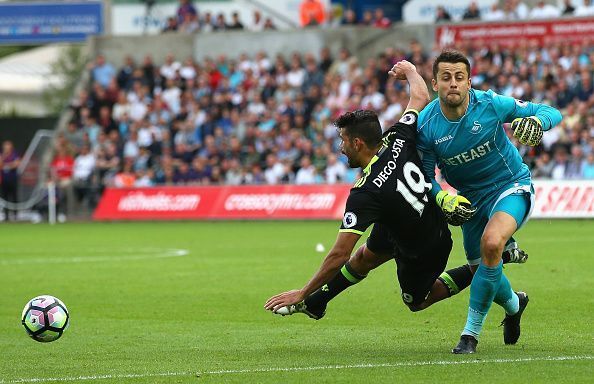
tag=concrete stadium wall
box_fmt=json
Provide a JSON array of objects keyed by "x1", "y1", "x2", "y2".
[
  {"x1": 90, "y1": 33, "x2": 195, "y2": 66},
  {"x1": 91, "y1": 25, "x2": 436, "y2": 65}
]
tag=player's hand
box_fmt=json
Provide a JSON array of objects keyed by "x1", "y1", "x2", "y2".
[
  {"x1": 264, "y1": 290, "x2": 305, "y2": 312},
  {"x1": 511, "y1": 116, "x2": 543, "y2": 146},
  {"x1": 436, "y1": 191, "x2": 477, "y2": 226},
  {"x1": 388, "y1": 60, "x2": 417, "y2": 80}
]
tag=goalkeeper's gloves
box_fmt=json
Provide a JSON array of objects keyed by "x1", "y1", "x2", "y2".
[
  {"x1": 511, "y1": 116, "x2": 543, "y2": 146},
  {"x1": 436, "y1": 191, "x2": 477, "y2": 226}
]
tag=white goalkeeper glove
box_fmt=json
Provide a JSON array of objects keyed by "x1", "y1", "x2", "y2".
[
  {"x1": 511, "y1": 116, "x2": 543, "y2": 146},
  {"x1": 436, "y1": 191, "x2": 477, "y2": 226}
]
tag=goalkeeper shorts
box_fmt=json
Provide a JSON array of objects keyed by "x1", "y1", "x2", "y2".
[{"x1": 462, "y1": 182, "x2": 535, "y2": 265}]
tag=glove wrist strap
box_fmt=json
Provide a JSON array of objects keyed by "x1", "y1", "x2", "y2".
[{"x1": 436, "y1": 190, "x2": 448, "y2": 207}]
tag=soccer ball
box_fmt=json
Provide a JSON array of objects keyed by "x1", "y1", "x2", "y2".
[{"x1": 21, "y1": 295, "x2": 69, "y2": 342}]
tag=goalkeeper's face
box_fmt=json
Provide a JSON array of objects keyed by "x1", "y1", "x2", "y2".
[{"x1": 432, "y1": 62, "x2": 471, "y2": 109}]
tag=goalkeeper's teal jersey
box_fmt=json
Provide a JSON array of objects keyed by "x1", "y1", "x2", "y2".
[{"x1": 417, "y1": 89, "x2": 562, "y2": 202}]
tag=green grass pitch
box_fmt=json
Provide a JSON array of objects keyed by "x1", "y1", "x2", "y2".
[{"x1": 1, "y1": 220, "x2": 593, "y2": 383}]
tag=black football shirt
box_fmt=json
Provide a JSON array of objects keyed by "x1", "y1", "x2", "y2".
[{"x1": 339, "y1": 110, "x2": 449, "y2": 259}]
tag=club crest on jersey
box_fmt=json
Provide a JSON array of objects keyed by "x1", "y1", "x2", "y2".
[
  {"x1": 471, "y1": 121, "x2": 482, "y2": 134},
  {"x1": 515, "y1": 99, "x2": 528, "y2": 108},
  {"x1": 399, "y1": 112, "x2": 416, "y2": 125},
  {"x1": 343, "y1": 212, "x2": 357, "y2": 228}
]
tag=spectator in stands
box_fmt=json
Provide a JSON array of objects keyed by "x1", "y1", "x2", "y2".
[
  {"x1": 214, "y1": 13, "x2": 228, "y2": 30},
  {"x1": 0, "y1": 140, "x2": 20, "y2": 221},
  {"x1": 91, "y1": 54, "x2": 116, "y2": 88},
  {"x1": 263, "y1": 18, "x2": 277, "y2": 30},
  {"x1": 264, "y1": 153, "x2": 284, "y2": 184},
  {"x1": 250, "y1": 10, "x2": 265, "y2": 31},
  {"x1": 295, "y1": 156, "x2": 317, "y2": 184},
  {"x1": 360, "y1": 10, "x2": 373, "y2": 26},
  {"x1": 228, "y1": 11, "x2": 245, "y2": 30},
  {"x1": 72, "y1": 144, "x2": 96, "y2": 208},
  {"x1": 117, "y1": 56, "x2": 135, "y2": 90},
  {"x1": 342, "y1": 9, "x2": 358, "y2": 25},
  {"x1": 113, "y1": 159, "x2": 136, "y2": 188},
  {"x1": 435, "y1": 6, "x2": 452, "y2": 22},
  {"x1": 162, "y1": 17, "x2": 178, "y2": 33},
  {"x1": 318, "y1": 46, "x2": 333, "y2": 73},
  {"x1": 96, "y1": 142, "x2": 120, "y2": 187},
  {"x1": 327, "y1": 5, "x2": 344, "y2": 28},
  {"x1": 406, "y1": 40, "x2": 428, "y2": 66},
  {"x1": 202, "y1": 11, "x2": 215, "y2": 32},
  {"x1": 583, "y1": 153, "x2": 594, "y2": 178},
  {"x1": 160, "y1": 53, "x2": 181, "y2": 81},
  {"x1": 483, "y1": 3, "x2": 506, "y2": 21},
  {"x1": 575, "y1": 0, "x2": 594, "y2": 15},
  {"x1": 562, "y1": 0, "x2": 576, "y2": 14},
  {"x1": 566, "y1": 144, "x2": 586, "y2": 178},
  {"x1": 575, "y1": 69, "x2": 594, "y2": 101},
  {"x1": 532, "y1": 152, "x2": 554, "y2": 178},
  {"x1": 462, "y1": 1, "x2": 481, "y2": 20},
  {"x1": 302, "y1": 59, "x2": 324, "y2": 93},
  {"x1": 299, "y1": 0, "x2": 326, "y2": 27},
  {"x1": 176, "y1": 0, "x2": 197, "y2": 25},
  {"x1": 324, "y1": 153, "x2": 346, "y2": 183},
  {"x1": 373, "y1": 8, "x2": 391, "y2": 28},
  {"x1": 179, "y1": 12, "x2": 200, "y2": 33},
  {"x1": 551, "y1": 147, "x2": 569, "y2": 179},
  {"x1": 135, "y1": 169, "x2": 154, "y2": 187},
  {"x1": 508, "y1": 0, "x2": 530, "y2": 19},
  {"x1": 99, "y1": 106, "x2": 118, "y2": 134},
  {"x1": 529, "y1": 0, "x2": 561, "y2": 18},
  {"x1": 65, "y1": 120, "x2": 85, "y2": 151},
  {"x1": 51, "y1": 144, "x2": 75, "y2": 219}
]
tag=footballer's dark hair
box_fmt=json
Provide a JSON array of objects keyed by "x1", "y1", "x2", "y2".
[
  {"x1": 432, "y1": 50, "x2": 471, "y2": 78},
  {"x1": 334, "y1": 110, "x2": 382, "y2": 148}
]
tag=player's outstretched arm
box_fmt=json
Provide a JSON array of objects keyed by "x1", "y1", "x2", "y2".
[
  {"x1": 491, "y1": 91, "x2": 563, "y2": 146},
  {"x1": 264, "y1": 232, "x2": 360, "y2": 312},
  {"x1": 388, "y1": 60, "x2": 430, "y2": 113}
]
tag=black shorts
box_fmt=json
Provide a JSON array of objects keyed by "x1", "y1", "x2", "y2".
[{"x1": 366, "y1": 223, "x2": 452, "y2": 306}]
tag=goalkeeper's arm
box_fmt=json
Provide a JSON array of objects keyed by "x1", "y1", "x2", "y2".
[{"x1": 436, "y1": 190, "x2": 477, "y2": 226}]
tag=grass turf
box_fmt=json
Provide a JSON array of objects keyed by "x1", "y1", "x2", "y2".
[{"x1": 0, "y1": 220, "x2": 593, "y2": 383}]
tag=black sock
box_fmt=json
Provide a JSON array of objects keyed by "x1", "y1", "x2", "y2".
[
  {"x1": 502, "y1": 251, "x2": 510, "y2": 264},
  {"x1": 438, "y1": 264, "x2": 473, "y2": 296},
  {"x1": 305, "y1": 262, "x2": 366, "y2": 309}
]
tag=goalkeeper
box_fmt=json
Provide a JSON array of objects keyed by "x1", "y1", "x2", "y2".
[{"x1": 417, "y1": 50, "x2": 562, "y2": 353}]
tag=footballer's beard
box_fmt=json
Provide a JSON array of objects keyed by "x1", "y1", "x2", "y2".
[
  {"x1": 442, "y1": 92, "x2": 468, "y2": 109},
  {"x1": 343, "y1": 151, "x2": 360, "y2": 168}
]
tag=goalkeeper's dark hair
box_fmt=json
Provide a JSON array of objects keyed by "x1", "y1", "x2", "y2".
[
  {"x1": 433, "y1": 50, "x2": 471, "y2": 78},
  {"x1": 334, "y1": 110, "x2": 382, "y2": 149}
]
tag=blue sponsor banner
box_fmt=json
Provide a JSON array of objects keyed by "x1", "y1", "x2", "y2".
[{"x1": 0, "y1": 1, "x2": 103, "y2": 44}]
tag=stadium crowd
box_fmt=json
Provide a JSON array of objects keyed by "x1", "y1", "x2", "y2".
[
  {"x1": 52, "y1": 38, "x2": 594, "y2": 210},
  {"x1": 161, "y1": 0, "x2": 594, "y2": 32}
]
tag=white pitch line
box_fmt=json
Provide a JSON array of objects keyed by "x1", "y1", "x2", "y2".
[
  {"x1": 1, "y1": 355, "x2": 592, "y2": 383},
  {"x1": 0, "y1": 249, "x2": 189, "y2": 265},
  {"x1": 201, "y1": 355, "x2": 594, "y2": 375}
]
